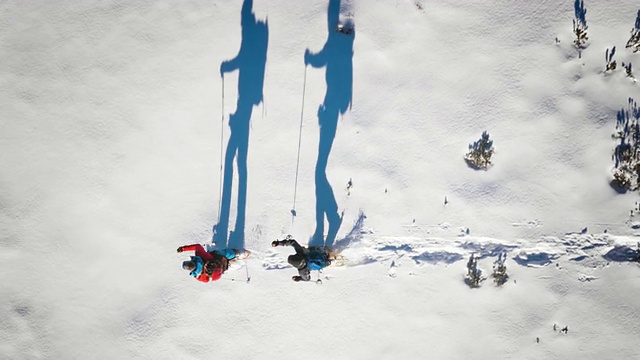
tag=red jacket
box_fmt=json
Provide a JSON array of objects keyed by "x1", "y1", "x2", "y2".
[{"x1": 181, "y1": 244, "x2": 224, "y2": 282}]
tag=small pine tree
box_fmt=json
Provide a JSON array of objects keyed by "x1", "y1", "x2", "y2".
[
  {"x1": 612, "y1": 98, "x2": 640, "y2": 191},
  {"x1": 573, "y1": 0, "x2": 589, "y2": 49},
  {"x1": 465, "y1": 254, "x2": 484, "y2": 288},
  {"x1": 605, "y1": 47, "x2": 617, "y2": 72},
  {"x1": 626, "y1": 10, "x2": 640, "y2": 52},
  {"x1": 492, "y1": 252, "x2": 509, "y2": 286},
  {"x1": 622, "y1": 62, "x2": 634, "y2": 78},
  {"x1": 465, "y1": 131, "x2": 494, "y2": 170}
]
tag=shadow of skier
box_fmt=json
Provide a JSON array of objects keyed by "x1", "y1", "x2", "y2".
[
  {"x1": 305, "y1": 0, "x2": 354, "y2": 248},
  {"x1": 214, "y1": 0, "x2": 268, "y2": 250}
]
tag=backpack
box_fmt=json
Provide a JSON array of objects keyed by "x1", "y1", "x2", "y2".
[
  {"x1": 306, "y1": 248, "x2": 329, "y2": 271},
  {"x1": 203, "y1": 252, "x2": 229, "y2": 275}
]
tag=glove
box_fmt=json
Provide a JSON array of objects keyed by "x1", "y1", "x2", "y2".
[
  {"x1": 271, "y1": 241, "x2": 279, "y2": 247},
  {"x1": 176, "y1": 246, "x2": 184, "y2": 253}
]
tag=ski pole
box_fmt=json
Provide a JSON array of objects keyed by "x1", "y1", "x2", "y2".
[
  {"x1": 244, "y1": 259, "x2": 251, "y2": 283},
  {"x1": 292, "y1": 65, "x2": 308, "y2": 220}
]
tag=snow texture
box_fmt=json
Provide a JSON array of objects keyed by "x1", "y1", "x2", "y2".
[{"x1": 2, "y1": 0, "x2": 640, "y2": 359}]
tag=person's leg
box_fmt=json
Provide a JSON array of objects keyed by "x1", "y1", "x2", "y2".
[{"x1": 215, "y1": 248, "x2": 237, "y2": 260}]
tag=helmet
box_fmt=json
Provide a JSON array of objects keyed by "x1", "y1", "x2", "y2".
[
  {"x1": 287, "y1": 254, "x2": 306, "y2": 269},
  {"x1": 182, "y1": 260, "x2": 196, "y2": 271}
]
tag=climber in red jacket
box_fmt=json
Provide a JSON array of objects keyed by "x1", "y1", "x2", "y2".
[{"x1": 177, "y1": 244, "x2": 250, "y2": 282}]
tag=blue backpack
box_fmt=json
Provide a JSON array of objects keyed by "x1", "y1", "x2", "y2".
[{"x1": 306, "y1": 248, "x2": 329, "y2": 271}]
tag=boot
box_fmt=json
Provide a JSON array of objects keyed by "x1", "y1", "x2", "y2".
[{"x1": 233, "y1": 249, "x2": 252, "y2": 260}]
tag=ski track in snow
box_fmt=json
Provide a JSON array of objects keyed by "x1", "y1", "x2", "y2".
[{"x1": 258, "y1": 221, "x2": 639, "y2": 275}]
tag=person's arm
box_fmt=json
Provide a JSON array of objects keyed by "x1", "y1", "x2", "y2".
[
  {"x1": 273, "y1": 239, "x2": 306, "y2": 254},
  {"x1": 196, "y1": 273, "x2": 210, "y2": 283},
  {"x1": 177, "y1": 244, "x2": 210, "y2": 259},
  {"x1": 209, "y1": 269, "x2": 223, "y2": 282}
]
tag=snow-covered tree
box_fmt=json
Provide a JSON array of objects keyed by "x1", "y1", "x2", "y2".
[
  {"x1": 625, "y1": 10, "x2": 640, "y2": 52},
  {"x1": 605, "y1": 47, "x2": 617, "y2": 72},
  {"x1": 573, "y1": 0, "x2": 589, "y2": 49},
  {"x1": 612, "y1": 98, "x2": 640, "y2": 191},
  {"x1": 465, "y1": 254, "x2": 484, "y2": 288},
  {"x1": 465, "y1": 131, "x2": 494, "y2": 170},
  {"x1": 622, "y1": 62, "x2": 634, "y2": 78},
  {"x1": 492, "y1": 252, "x2": 509, "y2": 286}
]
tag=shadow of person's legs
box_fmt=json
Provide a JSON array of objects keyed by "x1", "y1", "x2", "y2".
[
  {"x1": 229, "y1": 108, "x2": 251, "y2": 250},
  {"x1": 310, "y1": 105, "x2": 341, "y2": 247},
  {"x1": 215, "y1": 0, "x2": 268, "y2": 251}
]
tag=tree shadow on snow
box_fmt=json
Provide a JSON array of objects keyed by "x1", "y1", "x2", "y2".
[
  {"x1": 608, "y1": 179, "x2": 628, "y2": 194},
  {"x1": 213, "y1": 0, "x2": 268, "y2": 251},
  {"x1": 306, "y1": 0, "x2": 354, "y2": 248}
]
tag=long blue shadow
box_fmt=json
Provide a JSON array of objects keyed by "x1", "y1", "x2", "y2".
[
  {"x1": 214, "y1": 0, "x2": 268, "y2": 250},
  {"x1": 574, "y1": 0, "x2": 587, "y2": 27},
  {"x1": 305, "y1": 0, "x2": 354, "y2": 247}
]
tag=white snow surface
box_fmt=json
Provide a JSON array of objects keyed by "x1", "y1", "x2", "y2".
[{"x1": 2, "y1": 1, "x2": 640, "y2": 359}]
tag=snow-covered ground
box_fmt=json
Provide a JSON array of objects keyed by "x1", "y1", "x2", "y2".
[{"x1": 2, "y1": 0, "x2": 640, "y2": 359}]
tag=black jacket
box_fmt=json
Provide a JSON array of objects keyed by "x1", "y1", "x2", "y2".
[{"x1": 279, "y1": 239, "x2": 311, "y2": 281}]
